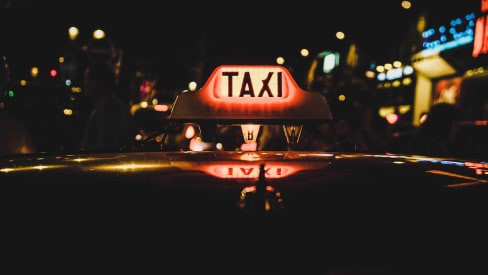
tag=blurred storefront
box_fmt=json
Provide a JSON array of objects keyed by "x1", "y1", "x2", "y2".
[{"x1": 412, "y1": 5, "x2": 488, "y2": 125}]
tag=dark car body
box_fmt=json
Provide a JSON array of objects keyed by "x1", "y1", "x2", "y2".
[{"x1": 2, "y1": 150, "x2": 488, "y2": 273}]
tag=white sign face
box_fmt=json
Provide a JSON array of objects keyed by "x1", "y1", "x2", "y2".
[{"x1": 212, "y1": 66, "x2": 291, "y2": 101}]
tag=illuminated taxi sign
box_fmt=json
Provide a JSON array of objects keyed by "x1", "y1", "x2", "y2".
[
  {"x1": 212, "y1": 66, "x2": 288, "y2": 101},
  {"x1": 170, "y1": 65, "x2": 332, "y2": 122}
]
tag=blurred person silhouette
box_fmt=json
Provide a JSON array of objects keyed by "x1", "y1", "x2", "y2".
[
  {"x1": 80, "y1": 62, "x2": 132, "y2": 152},
  {"x1": 0, "y1": 112, "x2": 37, "y2": 156},
  {"x1": 0, "y1": 56, "x2": 36, "y2": 156},
  {"x1": 410, "y1": 103, "x2": 461, "y2": 157},
  {"x1": 325, "y1": 87, "x2": 388, "y2": 153}
]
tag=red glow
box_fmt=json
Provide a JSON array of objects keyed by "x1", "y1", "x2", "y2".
[
  {"x1": 465, "y1": 162, "x2": 488, "y2": 175},
  {"x1": 473, "y1": 15, "x2": 488, "y2": 58},
  {"x1": 483, "y1": 0, "x2": 488, "y2": 12},
  {"x1": 474, "y1": 120, "x2": 488, "y2": 126},
  {"x1": 154, "y1": 104, "x2": 169, "y2": 112},
  {"x1": 240, "y1": 142, "x2": 257, "y2": 152},
  {"x1": 202, "y1": 164, "x2": 297, "y2": 179},
  {"x1": 170, "y1": 65, "x2": 332, "y2": 121},
  {"x1": 242, "y1": 186, "x2": 276, "y2": 193},
  {"x1": 50, "y1": 69, "x2": 57, "y2": 77},
  {"x1": 177, "y1": 159, "x2": 332, "y2": 179},
  {"x1": 386, "y1": 113, "x2": 399, "y2": 124}
]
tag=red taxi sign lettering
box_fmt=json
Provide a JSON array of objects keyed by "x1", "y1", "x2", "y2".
[
  {"x1": 170, "y1": 65, "x2": 332, "y2": 122},
  {"x1": 217, "y1": 68, "x2": 285, "y2": 100},
  {"x1": 203, "y1": 164, "x2": 295, "y2": 179},
  {"x1": 188, "y1": 161, "x2": 332, "y2": 179}
]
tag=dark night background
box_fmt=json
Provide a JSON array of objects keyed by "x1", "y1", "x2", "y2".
[
  {"x1": 1, "y1": 0, "x2": 486, "y2": 157},
  {"x1": 1, "y1": 0, "x2": 479, "y2": 88}
]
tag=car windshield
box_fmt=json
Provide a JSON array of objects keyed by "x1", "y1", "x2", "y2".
[{"x1": 1, "y1": 2, "x2": 487, "y2": 161}]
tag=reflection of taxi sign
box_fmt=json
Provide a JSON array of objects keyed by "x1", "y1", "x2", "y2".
[
  {"x1": 205, "y1": 164, "x2": 295, "y2": 179},
  {"x1": 191, "y1": 161, "x2": 332, "y2": 179},
  {"x1": 170, "y1": 65, "x2": 332, "y2": 122}
]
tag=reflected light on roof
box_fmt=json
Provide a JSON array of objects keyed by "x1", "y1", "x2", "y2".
[
  {"x1": 1, "y1": 165, "x2": 63, "y2": 173},
  {"x1": 203, "y1": 164, "x2": 297, "y2": 179},
  {"x1": 240, "y1": 142, "x2": 257, "y2": 152},
  {"x1": 425, "y1": 170, "x2": 488, "y2": 188},
  {"x1": 93, "y1": 163, "x2": 168, "y2": 171}
]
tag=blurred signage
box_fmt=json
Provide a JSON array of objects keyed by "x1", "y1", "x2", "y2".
[
  {"x1": 422, "y1": 12, "x2": 475, "y2": 55},
  {"x1": 376, "y1": 65, "x2": 414, "y2": 81},
  {"x1": 473, "y1": 0, "x2": 488, "y2": 57},
  {"x1": 386, "y1": 68, "x2": 403, "y2": 80},
  {"x1": 433, "y1": 77, "x2": 462, "y2": 106},
  {"x1": 318, "y1": 51, "x2": 340, "y2": 73}
]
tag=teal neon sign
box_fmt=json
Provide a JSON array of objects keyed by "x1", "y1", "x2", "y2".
[{"x1": 421, "y1": 12, "x2": 476, "y2": 55}]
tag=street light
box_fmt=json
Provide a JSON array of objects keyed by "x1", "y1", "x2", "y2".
[
  {"x1": 188, "y1": 81, "x2": 197, "y2": 91},
  {"x1": 336, "y1": 31, "x2": 345, "y2": 40},
  {"x1": 68, "y1": 26, "x2": 79, "y2": 40},
  {"x1": 401, "y1": 1, "x2": 411, "y2": 10},
  {"x1": 30, "y1": 67, "x2": 39, "y2": 78},
  {"x1": 93, "y1": 29, "x2": 105, "y2": 39}
]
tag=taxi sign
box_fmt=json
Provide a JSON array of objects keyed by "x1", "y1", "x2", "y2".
[{"x1": 170, "y1": 65, "x2": 332, "y2": 123}]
